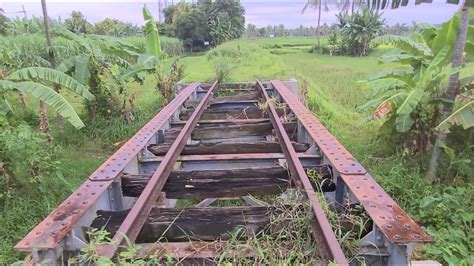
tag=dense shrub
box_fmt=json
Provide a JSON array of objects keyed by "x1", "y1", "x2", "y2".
[
  {"x1": 0, "y1": 119, "x2": 63, "y2": 203},
  {"x1": 309, "y1": 9, "x2": 384, "y2": 56}
]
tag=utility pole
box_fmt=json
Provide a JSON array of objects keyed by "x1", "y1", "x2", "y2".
[
  {"x1": 21, "y1": 5, "x2": 27, "y2": 19},
  {"x1": 41, "y1": 0, "x2": 62, "y2": 132},
  {"x1": 1, "y1": 4, "x2": 28, "y2": 18},
  {"x1": 158, "y1": 0, "x2": 162, "y2": 23}
]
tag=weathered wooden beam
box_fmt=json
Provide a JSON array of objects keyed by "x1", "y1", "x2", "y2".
[
  {"x1": 122, "y1": 167, "x2": 284, "y2": 199},
  {"x1": 180, "y1": 107, "x2": 287, "y2": 120},
  {"x1": 211, "y1": 92, "x2": 260, "y2": 104},
  {"x1": 148, "y1": 141, "x2": 310, "y2": 156},
  {"x1": 139, "y1": 152, "x2": 321, "y2": 163},
  {"x1": 185, "y1": 92, "x2": 261, "y2": 107},
  {"x1": 200, "y1": 82, "x2": 256, "y2": 90},
  {"x1": 171, "y1": 118, "x2": 270, "y2": 126},
  {"x1": 121, "y1": 165, "x2": 332, "y2": 199},
  {"x1": 91, "y1": 207, "x2": 283, "y2": 243},
  {"x1": 163, "y1": 122, "x2": 297, "y2": 142}
]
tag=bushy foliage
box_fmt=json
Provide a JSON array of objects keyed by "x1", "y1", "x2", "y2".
[
  {"x1": 3, "y1": 17, "x2": 42, "y2": 35},
  {"x1": 64, "y1": 11, "x2": 92, "y2": 34},
  {"x1": 0, "y1": 118, "x2": 62, "y2": 203},
  {"x1": 418, "y1": 186, "x2": 473, "y2": 265},
  {"x1": 92, "y1": 18, "x2": 142, "y2": 37},
  {"x1": 336, "y1": 8, "x2": 385, "y2": 56},
  {"x1": 310, "y1": 8, "x2": 385, "y2": 56},
  {"x1": 0, "y1": 34, "x2": 79, "y2": 71},
  {"x1": 371, "y1": 161, "x2": 473, "y2": 265},
  {"x1": 358, "y1": 15, "x2": 474, "y2": 159},
  {"x1": 0, "y1": 14, "x2": 8, "y2": 35},
  {"x1": 162, "y1": 0, "x2": 245, "y2": 50},
  {"x1": 201, "y1": 0, "x2": 245, "y2": 45},
  {"x1": 174, "y1": 7, "x2": 210, "y2": 51}
]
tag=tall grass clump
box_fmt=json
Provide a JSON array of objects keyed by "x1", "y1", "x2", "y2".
[{"x1": 205, "y1": 41, "x2": 288, "y2": 82}]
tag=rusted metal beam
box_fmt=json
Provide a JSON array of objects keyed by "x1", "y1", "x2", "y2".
[
  {"x1": 97, "y1": 81, "x2": 219, "y2": 258},
  {"x1": 256, "y1": 81, "x2": 348, "y2": 265},
  {"x1": 270, "y1": 80, "x2": 432, "y2": 245},
  {"x1": 14, "y1": 83, "x2": 201, "y2": 254}
]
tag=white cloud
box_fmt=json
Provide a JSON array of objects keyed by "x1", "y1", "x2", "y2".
[{"x1": 1, "y1": 1, "x2": 459, "y2": 27}]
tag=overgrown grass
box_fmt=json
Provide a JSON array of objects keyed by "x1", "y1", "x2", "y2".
[{"x1": 180, "y1": 41, "x2": 289, "y2": 82}]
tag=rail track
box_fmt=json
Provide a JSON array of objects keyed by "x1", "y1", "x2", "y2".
[{"x1": 15, "y1": 80, "x2": 432, "y2": 265}]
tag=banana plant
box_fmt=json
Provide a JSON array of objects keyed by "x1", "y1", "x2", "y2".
[
  {"x1": 357, "y1": 14, "x2": 473, "y2": 152},
  {"x1": 120, "y1": 5, "x2": 163, "y2": 81},
  {"x1": 436, "y1": 77, "x2": 474, "y2": 132},
  {"x1": 53, "y1": 25, "x2": 144, "y2": 119},
  {"x1": 1, "y1": 67, "x2": 94, "y2": 129},
  {"x1": 0, "y1": 69, "x2": 90, "y2": 129},
  {"x1": 54, "y1": 26, "x2": 141, "y2": 84},
  {"x1": 120, "y1": 5, "x2": 181, "y2": 105}
]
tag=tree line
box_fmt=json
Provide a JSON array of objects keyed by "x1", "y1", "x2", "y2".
[
  {"x1": 244, "y1": 22, "x2": 415, "y2": 38},
  {"x1": 0, "y1": 11, "x2": 142, "y2": 37},
  {"x1": 0, "y1": 0, "x2": 246, "y2": 51}
]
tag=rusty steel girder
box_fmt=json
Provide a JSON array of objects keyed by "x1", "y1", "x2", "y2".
[
  {"x1": 256, "y1": 80, "x2": 348, "y2": 265},
  {"x1": 270, "y1": 80, "x2": 432, "y2": 245},
  {"x1": 97, "y1": 81, "x2": 219, "y2": 258},
  {"x1": 14, "y1": 83, "x2": 201, "y2": 254}
]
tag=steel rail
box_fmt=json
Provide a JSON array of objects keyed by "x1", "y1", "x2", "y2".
[
  {"x1": 256, "y1": 81, "x2": 348, "y2": 265},
  {"x1": 98, "y1": 81, "x2": 219, "y2": 258},
  {"x1": 14, "y1": 83, "x2": 200, "y2": 252}
]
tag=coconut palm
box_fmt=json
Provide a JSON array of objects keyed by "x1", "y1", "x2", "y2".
[
  {"x1": 337, "y1": 8, "x2": 385, "y2": 56},
  {"x1": 428, "y1": 3, "x2": 472, "y2": 178},
  {"x1": 302, "y1": 0, "x2": 328, "y2": 49}
]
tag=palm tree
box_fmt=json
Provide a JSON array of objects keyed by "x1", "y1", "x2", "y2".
[
  {"x1": 427, "y1": 3, "x2": 471, "y2": 179},
  {"x1": 302, "y1": 0, "x2": 326, "y2": 49}
]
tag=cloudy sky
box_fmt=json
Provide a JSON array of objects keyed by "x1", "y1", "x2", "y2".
[{"x1": 0, "y1": 0, "x2": 460, "y2": 28}]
